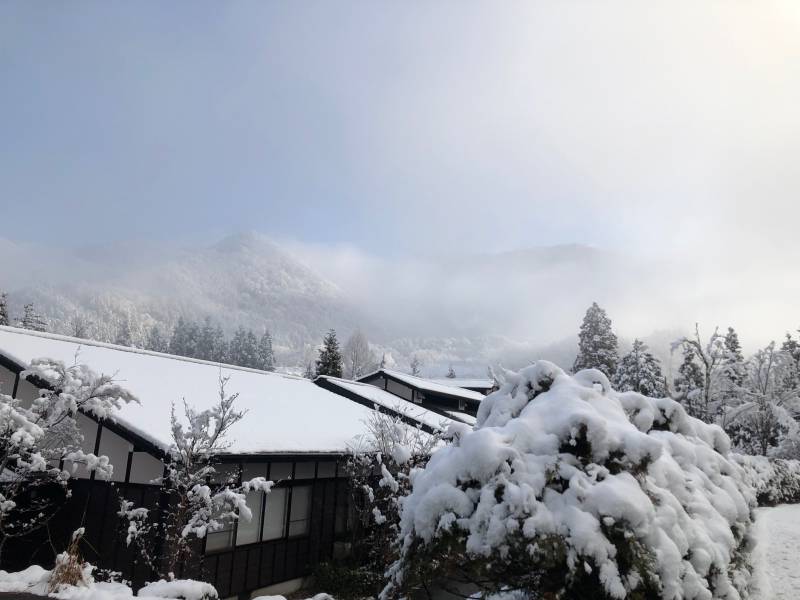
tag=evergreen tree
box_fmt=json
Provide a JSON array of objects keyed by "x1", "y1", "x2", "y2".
[
  {"x1": 228, "y1": 327, "x2": 248, "y2": 367},
  {"x1": 572, "y1": 302, "x2": 618, "y2": 377},
  {"x1": 146, "y1": 324, "x2": 169, "y2": 353},
  {"x1": 722, "y1": 326, "x2": 746, "y2": 390},
  {"x1": 244, "y1": 330, "x2": 259, "y2": 369},
  {"x1": 19, "y1": 303, "x2": 46, "y2": 332},
  {"x1": 0, "y1": 292, "x2": 8, "y2": 326},
  {"x1": 446, "y1": 365, "x2": 456, "y2": 378},
  {"x1": 316, "y1": 329, "x2": 343, "y2": 377},
  {"x1": 257, "y1": 330, "x2": 276, "y2": 371},
  {"x1": 169, "y1": 317, "x2": 199, "y2": 358},
  {"x1": 115, "y1": 318, "x2": 134, "y2": 347},
  {"x1": 612, "y1": 339, "x2": 667, "y2": 397},
  {"x1": 673, "y1": 343, "x2": 705, "y2": 418},
  {"x1": 781, "y1": 332, "x2": 800, "y2": 391}
]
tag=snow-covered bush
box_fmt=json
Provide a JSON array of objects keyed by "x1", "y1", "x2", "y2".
[
  {"x1": 0, "y1": 358, "x2": 136, "y2": 557},
  {"x1": 733, "y1": 454, "x2": 800, "y2": 506},
  {"x1": 320, "y1": 409, "x2": 442, "y2": 599},
  {"x1": 383, "y1": 361, "x2": 756, "y2": 600}
]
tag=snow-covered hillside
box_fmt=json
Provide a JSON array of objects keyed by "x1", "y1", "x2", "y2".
[{"x1": 0, "y1": 233, "x2": 683, "y2": 372}]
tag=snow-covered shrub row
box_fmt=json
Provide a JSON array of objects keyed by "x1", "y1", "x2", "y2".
[
  {"x1": 383, "y1": 362, "x2": 756, "y2": 600},
  {"x1": 733, "y1": 454, "x2": 800, "y2": 506}
]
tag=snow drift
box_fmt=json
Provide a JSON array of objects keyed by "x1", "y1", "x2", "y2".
[{"x1": 384, "y1": 361, "x2": 756, "y2": 600}]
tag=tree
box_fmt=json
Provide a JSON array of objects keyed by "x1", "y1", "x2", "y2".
[
  {"x1": 303, "y1": 361, "x2": 316, "y2": 380},
  {"x1": 409, "y1": 355, "x2": 423, "y2": 377},
  {"x1": 69, "y1": 314, "x2": 91, "y2": 339},
  {"x1": 673, "y1": 343, "x2": 705, "y2": 418},
  {"x1": 145, "y1": 324, "x2": 169, "y2": 354},
  {"x1": 722, "y1": 342, "x2": 800, "y2": 456},
  {"x1": 781, "y1": 332, "x2": 800, "y2": 391},
  {"x1": 119, "y1": 376, "x2": 272, "y2": 578},
  {"x1": 335, "y1": 409, "x2": 442, "y2": 598},
  {"x1": 611, "y1": 339, "x2": 667, "y2": 397},
  {"x1": 198, "y1": 318, "x2": 227, "y2": 363},
  {"x1": 0, "y1": 293, "x2": 8, "y2": 327},
  {"x1": 169, "y1": 318, "x2": 199, "y2": 358},
  {"x1": 721, "y1": 327, "x2": 746, "y2": 393},
  {"x1": 0, "y1": 358, "x2": 136, "y2": 559},
  {"x1": 114, "y1": 318, "x2": 134, "y2": 347},
  {"x1": 343, "y1": 330, "x2": 375, "y2": 380},
  {"x1": 257, "y1": 331, "x2": 276, "y2": 372},
  {"x1": 672, "y1": 325, "x2": 728, "y2": 422},
  {"x1": 572, "y1": 302, "x2": 618, "y2": 377},
  {"x1": 19, "y1": 303, "x2": 46, "y2": 332},
  {"x1": 446, "y1": 365, "x2": 456, "y2": 379},
  {"x1": 316, "y1": 329, "x2": 343, "y2": 377}
]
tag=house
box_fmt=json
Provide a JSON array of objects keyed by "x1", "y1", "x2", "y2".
[
  {"x1": 357, "y1": 368, "x2": 485, "y2": 422},
  {"x1": 0, "y1": 326, "x2": 451, "y2": 599}
]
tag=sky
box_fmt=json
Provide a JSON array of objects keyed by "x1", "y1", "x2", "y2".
[{"x1": 2, "y1": 1, "x2": 800, "y2": 347}]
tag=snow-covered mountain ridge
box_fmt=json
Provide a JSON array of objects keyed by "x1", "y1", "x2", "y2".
[{"x1": 0, "y1": 233, "x2": 682, "y2": 374}]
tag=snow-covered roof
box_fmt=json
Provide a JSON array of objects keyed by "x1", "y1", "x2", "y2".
[
  {"x1": 429, "y1": 378, "x2": 495, "y2": 390},
  {"x1": 359, "y1": 368, "x2": 485, "y2": 403},
  {"x1": 315, "y1": 376, "x2": 461, "y2": 429},
  {"x1": 0, "y1": 326, "x2": 380, "y2": 455}
]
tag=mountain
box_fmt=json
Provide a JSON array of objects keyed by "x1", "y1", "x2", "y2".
[{"x1": 0, "y1": 233, "x2": 686, "y2": 373}]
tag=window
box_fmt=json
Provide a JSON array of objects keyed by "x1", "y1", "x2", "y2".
[
  {"x1": 287, "y1": 485, "x2": 312, "y2": 537},
  {"x1": 206, "y1": 514, "x2": 235, "y2": 552},
  {"x1": 235, "y1": 490, "x2": 264, "y2": 546},
  {"x1": 262, "y1": 487, "x2": 288, "y2": 540}
]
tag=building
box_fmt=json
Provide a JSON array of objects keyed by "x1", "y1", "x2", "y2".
[
  {"x1": 357, "y1": 368, "x2": 487, "y2": 423},
  {"x1": 428, "y1": 377, "x2": 498, "y2": 396},
  {"x1": 0, "y1": 326, "x2": 451, "y2": 599}
]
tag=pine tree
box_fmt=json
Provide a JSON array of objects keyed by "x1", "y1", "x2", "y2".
[
  {"x1": 316, "y1": 329, "x2": 343, "y2": 377},
  {"x1": 722, "y1": 327, "x2": 745, "y2": 390},
  {"x1": 115, "y1": 318, "x2": 134, "y2": 347},
  {"x1": 20, "y1": 303, "x2": 46, "y2": 332},
  {"x1": 0, "y1": 292, "x2": 9, "y2": 327},
  {"x1": 781, "y1": 332, "x2": 800, "y2": 391},
  {"x1": 674, "y1": 343, "x2": 705, "y2": 418},
  {"x1": 244, "y1": 330, "x2": 259, "y2": 369},
  {"x1": 572, "y1": 302, "x2": 618, "y2": 377},
  {"x1": 169, "y1": 317, "x2": 199, "y2": 358},
  {"x1": 446, "y1": 365, "x2": 456, "y2": 378},
  {"x1": 146, "y1": 325, "x2": 169, "y2": 353},
  {"x1": 612, "y1": 339, "x2": 666, "y2": 397},
  {"x1": 257, "y1": 331, "x2": 276, "y2": 371},
  {"x1": 228, "y1": 327, "x2": 248, "y2": 367}
]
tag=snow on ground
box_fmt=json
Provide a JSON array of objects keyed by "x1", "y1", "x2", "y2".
[{"x1": 752, "y1": 504, "x2": 800, "y2": 599}]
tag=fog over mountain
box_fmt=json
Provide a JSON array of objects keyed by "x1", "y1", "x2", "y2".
[{"x1": 0, "y1": 231, "x2": 745, "y2": 377}]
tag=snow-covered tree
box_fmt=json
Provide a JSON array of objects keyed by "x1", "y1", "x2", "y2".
[
  {"x1": 0, "y1": 358, "x2": 137, "y2": 559},
  {"x1": 119, "y1": 376, "x2": 272, "y2": 578},
  {"x1": 145, "y1": 324, "x2": 169, "y2": 354},
  {"x1": 340, "y1": 409, "x2": 443, "y2": 597},
  {"x1": 409, "y1": 355, "x2": 423, "y2": 377},
  {"x1": 722, "y1": 326, "x2": 746, "y2": 389},
  {"x1": 572, "y1": 302, "x2": 618, "y2": 377},
  {"x1": 303, "y1": 361, "x2": 316, "y2": 380},
  {"x1": 611, "y1": 339, "x2": 667, "y2": 397},
  {"x1": 780, "y1": 331, "x2": 800, "y2": 391},
  {"x1": 114, "y1": 318, "x2": 134, "y2": 347},
  {"x1": 0, "y1": 292, "x2": 9, "y2": 326},
  {"x1": 671, "y1": 325, "x2": 728, "y2": 422},
  {"x1": 68, "y1": 314, "x2": 91, "y2": 339},
  {"x1": 722, "y1": 342, "x2": 800, "y2": 456},
  {"x1": 446, "y1": 365, "x2": 456, "y2": 378},
  {"x1": 257, "y1": 330, "x2": 275, "y2": 371},
  {"x1": 316, "y1": 329, "x2": 343, "y2": 377},
  {"x1": 169, "y1": 318, "x2": 199, "y2": 358},
  {"x1": 343, "y1": 330, "x2": 375, "y2": 380},
  {"x1": 382, "y1": 362, "x2": 754, "y2": 600},
  {"x1": 19, "y1": 303, "x2": 46, "y2": 332},
  {"x1": 673, "y1": 343, "x2": 705, "y2": 418}
]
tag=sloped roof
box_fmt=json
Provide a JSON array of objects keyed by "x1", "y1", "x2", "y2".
[
  {"x1": 359, "y1": 368, "x2": 485, "y2": 403},
  {"x1": 429, "y1": 378, "x2": 496, "y2": 390},
  {"x1": 315, "y1": 376, "x2": 463, "y2": 429},
  {"x1": 0, "y1": 326, "x2": 383, "y2": 455}
]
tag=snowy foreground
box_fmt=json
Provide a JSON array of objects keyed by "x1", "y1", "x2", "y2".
[{"x1": 751, "y1": 504, "x2": 800, "y2": 599}]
